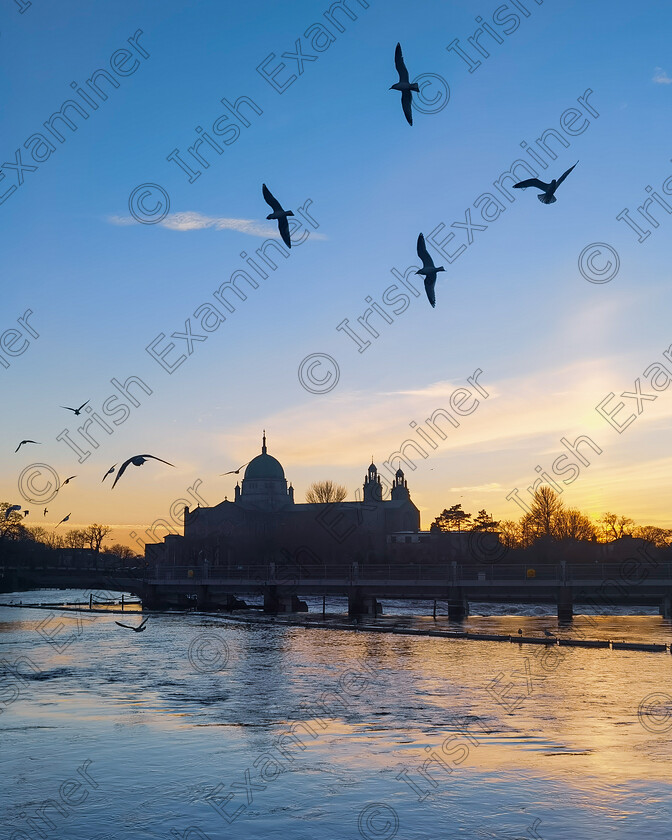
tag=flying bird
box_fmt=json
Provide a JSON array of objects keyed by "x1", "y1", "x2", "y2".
[
  {"x1": 55, "y1": 513, "x2": 71, "y2": 528},
  {"x1": 61, "y1": 400, "x2": 89, "y2": 416},
  {"x1": 111, "y1": 454, "x2": 175, "y2": 489},
  {"x1": 416, "y1": 233, "x2": 445, "y2": 308},
  {"x1": 390, "y1": 42, "x2": 419, "y2": 126},
  {"x1": 262, "y1": 184, "x2": 293, "y2": 249},
  {"x1": 43, "y1": 508, "x2": 48, "y2": 517},
  {"x1": 4, "y1": 504, "x2": 21, "y2": 520},
  {"x1": 15, "y1": 440, "x2": 40, "y2": 453},
  {"x1": 60, "y1": 475, "x2": 77, "y2": 487},
  {"x1": 23, "y1": 510, "x2": 29, "y2": 517},
  {"x1": 115, "y1": 617, "x2": 149, "y2": 633},
  {"x1": 220, "y1": 462, "x2": 249, "y2": 476},
  {"x1": 102, "y1": 464, "x2": 117, "y2": 482},
  {"x1": 513, "y1": 161, "x2": 578, "y2": 204}
]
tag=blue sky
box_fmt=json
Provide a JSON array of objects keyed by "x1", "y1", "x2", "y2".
[{"x1": 2, "y1": 0, "x2": 672, "y2": 547}]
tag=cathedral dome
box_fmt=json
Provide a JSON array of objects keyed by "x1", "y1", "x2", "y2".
[
  {"x1": 244, "y1": 452, "x2": 285, "y2": 480},
  {"x1": 243, "y1": 432, "x2": 285, "y2": 480}
]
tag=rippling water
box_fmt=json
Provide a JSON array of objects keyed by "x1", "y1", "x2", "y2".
[{"x1": 2, "y1": 589, "x2": 671, "y2": 839}]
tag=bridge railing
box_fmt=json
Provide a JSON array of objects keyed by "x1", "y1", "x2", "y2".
[{"x1": 147, "y1": 559, "x2": 672, "y2": 586}]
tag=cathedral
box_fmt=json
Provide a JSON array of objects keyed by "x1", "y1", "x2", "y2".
[{"x1": 147, "y1": 433, "x2": 420, "y2": 568}]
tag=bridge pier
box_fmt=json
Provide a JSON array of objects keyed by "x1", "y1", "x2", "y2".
[
  {"x1": 263, "y1": 586, "x2": 308, "y2": 614},
  {"x1": 557, "y1": 587, "x2": 573, "y2": 621},
  {"x1": 447, "y1": 588, "x2": 469, "y2": 622},
  {"x1": 660, "y1": 594, "x2": 672, "y2": 619},
  {"x1": 348, "y1": 589, "x2": 382, "y2": 617},
  {"x1": 140, "y1": 584, "x2": 169, "y2": 610}
]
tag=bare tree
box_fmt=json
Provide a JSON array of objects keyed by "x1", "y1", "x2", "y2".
[
  {"x1": 632, "y1": 525, "x2": 672, "y2": 548},
  {"x1": 599, "y1": 512, "x2": 635, "y2": 541},
  {"x1": 64, "y1": 529, "x2": 88, "y2": 549},
  {"x1": 553, "y1": 508, "x2": 596, "y2": 541},
  {"x1": 305, "y1": 481, "x2": 347, "y2": 504},
  {"x1": 102, "y1": 543, "x2": 140, "y2": 561},
  {"x1": 498, "y1": 519, "x2": 524, "y2": 548},
  {"x1": 82, "y1": 524, "x2": 112, "y2": 553},
  {"x1": 520, "y1": 486, "x2": 564, "y2": 540}
]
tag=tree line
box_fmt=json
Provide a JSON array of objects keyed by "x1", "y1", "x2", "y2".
[
  {"x1": 431, "y1": 487, "x2": 672, "y2": 548},
  {"x1": 0, "y1": 502, "x2": 140, "y2": 560}
]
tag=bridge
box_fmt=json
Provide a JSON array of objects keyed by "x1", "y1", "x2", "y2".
[{"x1": 3, "y1": 557, "x2": 672, "y2": 619}]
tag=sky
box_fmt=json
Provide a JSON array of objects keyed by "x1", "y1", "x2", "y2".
[{"x1": 2, "y1": 0, "x2": 672, "y2": 550}]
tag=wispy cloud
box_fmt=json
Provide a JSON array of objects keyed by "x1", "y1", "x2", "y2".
[
  {"x1": 108, "y1": 211, "x2": 326, "y2": 239},
  {"x1": 653, "y1": 67, "x2": 672, "y2": 84}
]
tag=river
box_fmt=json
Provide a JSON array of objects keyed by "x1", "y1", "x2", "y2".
[{"x1": 1, "y1": 589, "x2": 671, "y2": 839}]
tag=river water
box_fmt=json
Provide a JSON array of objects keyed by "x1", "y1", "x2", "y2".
[{"x1": 1, "y1": 589, "x2": 671, "y2": 840}]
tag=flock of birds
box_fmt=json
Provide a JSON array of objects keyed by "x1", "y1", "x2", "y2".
[
  {"x1": 7, "y1": 44, "x2": 582, "y2": 631},
  {"x1": 262, "y1": 43, "x2": 579, "y2": 310}
]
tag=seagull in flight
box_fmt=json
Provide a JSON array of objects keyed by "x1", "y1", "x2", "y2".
[
  {"x1": 111, "y1": 454, "x2": 175, "y2": 489},
  {"x1": 262, "y1": 184, "x2": 293, "y2": 249},
  {"x1": 115, "y1": 617, "x2": 149, "y2": 633},
  {"x1": 4, "y1": 504, "x2": 21, "y2": 520},
  {"x1": 390, "y1": 42, "x2": 419, "y2": 126},
  {"x1": 60, "y1": 475, "x2": 77, "y2": 487},
  {"x1": 55, "y1": 513, "x2": 71, "y2": 528},
  {"x1": 416, "y1": 233, "x2": 444, "y2": 308},
  {"x1": 102, "y1": 464, "x2": 117, "y2": 483},
  {"x1": 220, "y1": 462, "x2": 249, "y2": 476},
  {"x1": 61, "y1": 400, "x2": 89, "y2": 416},
  {"x1": 15, "y1": 440, "x2": 40, "y2": 453},
  {"x1": 23, "y1": 510, "x2": 29, "y2": 517},
  {"x1": 43, "y1": 508, "x2": 48, "y2": 517},
  {"x1": 513, "y1": 161, "x2": 578, "y2": 204}
]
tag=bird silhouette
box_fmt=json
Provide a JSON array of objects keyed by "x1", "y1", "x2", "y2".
[
  {"x1": 544, "y1": 629, "x2": 555, "y2": 638},
  {"x1": 102, "y1": 464, "x2": 117, "y2": 482},
  {"x1": 43, "y1": 508, "x2": 48, "y2": 517},
  {"x1": 262, "y1": 184, "x2": 293, "y2": 248},
  {"x1": 416, "y1": 232, "x2": 445, "y2": 308},
  {"x1": 60, "y1": 476, "x2": 77, "y2": 487},
  {"x1": 15, "y1": 440, "x2": 40, "y2": 453},
  {"x1": 61, "y1": 400, "x2": 89, "y2": 416},
  {"x1": 513, "y1": 161, "x2": 578, "y2": 204},
  {"x1": 55, "y1": 513, "x2": 71, "y2": 528},
  {"x1": 115, "y1": 617, "x2": 149, "y2": 633},
  {"x1": 23, "y1": 510, "x2": 29, "y2": 517},
  {"x1": 390, "y1": 43, "x2": 419, "y2": 126},
  {"x1": 111, "y1": 454, "x2": 175, "y2": 489},
  {"x1": 517, "y1": 628, "x2": 523, "y2": 636},
  {"x1": 220, "y1": 462, "x2": 249, "y2": 476},
  {"x1": 4, "y1": 504, "x2": 21, "y2": 520}
]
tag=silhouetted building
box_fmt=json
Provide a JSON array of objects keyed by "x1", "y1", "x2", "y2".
[{"x1": 146, "y1": 434, "x2": 420, "y2": 568}]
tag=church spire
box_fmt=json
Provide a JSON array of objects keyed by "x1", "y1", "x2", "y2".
[{"x1": 262, "y1": 429, "x2": 267, "y2": 454}]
